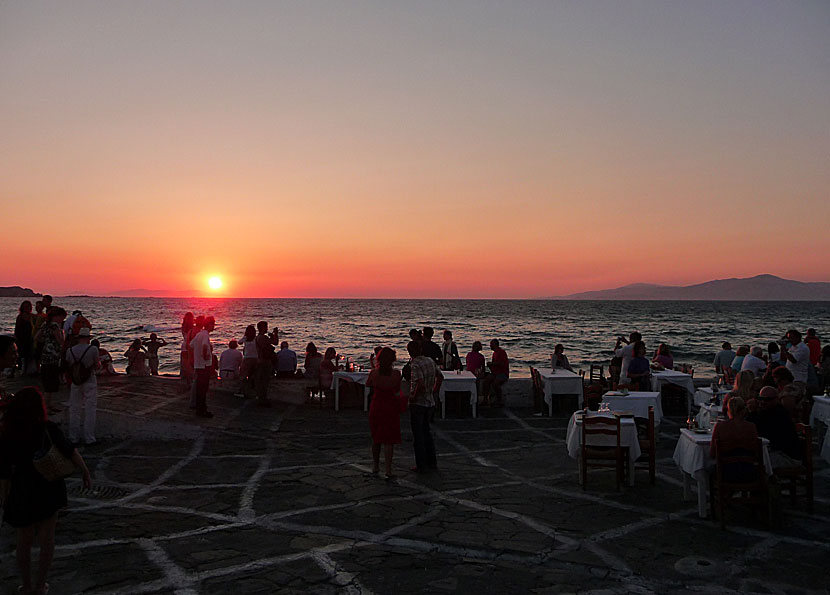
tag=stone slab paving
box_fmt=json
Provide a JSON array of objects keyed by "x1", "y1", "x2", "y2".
[{"x1": 0, "y1": 374, "x2": 828, "y2": 594}]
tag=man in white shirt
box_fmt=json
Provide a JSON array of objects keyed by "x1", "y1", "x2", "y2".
[
  {"x1": 783, "y1": 329, "x2": 811, "y2": 384},
  {"x1": 615, "y1": 331, "x2": 641, "y2": 385},
  {"x1": 713, "y1": 342, "x2": 736, "y2": 373},
  {"x1": 275, "y1": 341, "x2": 298, "y2": 378},
  {"x1": 190, "y1": 316, "x2": 215, "y2": 418},
  {"x1": 740, "y1": 346, "x2": 767, "y2": 377},
  {"x1": 65, "y1": 327, "x2": 101, "y2": 444}
]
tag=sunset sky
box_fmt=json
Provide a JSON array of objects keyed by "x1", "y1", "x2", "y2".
[{"x1": 2, "y1": 1, "x2": 828, "y2": 298}]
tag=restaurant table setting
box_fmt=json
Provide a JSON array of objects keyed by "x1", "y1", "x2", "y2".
[
  {"x1": 601, "y1": 390, "x2": 663, "y2": 425},
  {"x1": 437, "y1": 370, "x2": 479, "y2": 418},
  {"x1": 693, "y1": 386, "x2": 731, "y2": 408},
  {"x1": 650, "y1": 369, "x2": 696, "y2": 399},
  {"x1": 539, "y1": 368, "x2": 585, "y2": 416},
  {"x1": 566, "y1": 408, "x2": 640, "y2": 486},
  {"x1": 672, "y1": 427, "x2": 772, "y2": 518},
  {"x1": 331, "y1": 371, "x2": 371, "y2": 412}
]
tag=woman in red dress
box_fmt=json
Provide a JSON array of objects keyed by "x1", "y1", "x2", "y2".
[{"x1": 366, "y1": 347, "x2": 403, "y2": 480}]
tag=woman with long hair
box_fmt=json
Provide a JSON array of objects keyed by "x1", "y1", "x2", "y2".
[
  {"x1": 303, "y1": 342, "x2": 322, "y2": 380},
  {"x1": 723, "y1": 369, "x2": 756, "y2": 414},
  {"x1": 124, "y1": 339, "x2": 149, "y2": 376},
  {"x1": 237, "y1": 325, "x2": 258, "y2": 397},
  {"x1": 0, "y1": 387, "x2": 91, "y2": 595},
  {"x1": 366, "y1": 347, "x2": 404, "y2": 479}
]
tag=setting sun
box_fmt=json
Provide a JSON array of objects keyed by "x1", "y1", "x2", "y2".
[{"x1": 207, "y1": 276, "x2": 223, "y2": 290}]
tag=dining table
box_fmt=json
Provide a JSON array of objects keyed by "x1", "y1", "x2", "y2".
[
  {"x1": 566, "y1": 411, "x2": 640, "y2": 486},
  {"x1": 437, "y1": 370, "x2": 479, "y2": 418},
  {"x1": 538, "y1": 368, "x2": 585, "y2": 416},
  {"x1": 810, "y1": 395, "x2": 830, "y2": 464},
  {"x1": 693, "y1": 386, "x2": 731, "y2": 408},
  {"x1": 672, "y1": 428, "x2": 772, "y2": 518},
  {"x1": 601, "y1": 391, "x2": 663, "y2": 425},
  {"x1": 650, "y1": 369, "x2": 696, "y2": 411},
  {"x1": 330, "y1": 371, "x2": 371, "y2": 412}
]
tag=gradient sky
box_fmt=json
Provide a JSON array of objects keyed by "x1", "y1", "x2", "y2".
[{"x1": 2, "y1": 1, "x2": 829, "y2": 297}]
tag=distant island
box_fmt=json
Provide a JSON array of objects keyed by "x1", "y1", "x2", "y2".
[
  {"x1": 556, "y1": 274, "x2": 830, "y2": 301},
  {"x1": 0, "y1": 286, "x2": 41, "y2": 298}
]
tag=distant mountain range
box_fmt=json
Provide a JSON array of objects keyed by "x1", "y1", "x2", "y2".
[
  {"x1": 108, "y1": 288, "x2": 200, "y2": 297},
  {"x1": 0, "y1": 286, "x2": 41, "y2": 298},
  {"x1": 557, "y1": 274, "x2": 830, "y2": 301}
]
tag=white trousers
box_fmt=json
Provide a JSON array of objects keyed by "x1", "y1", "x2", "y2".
[{"x1": 69, "y1": 380, "x2": 97, "y2": 443}]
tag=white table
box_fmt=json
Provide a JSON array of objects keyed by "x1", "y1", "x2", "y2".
[
  {"x1": 809, "y1": 395, "x2": 830, "y2": 427},
  {"x1": 566, "y1": 411, "x2": 640, "y2": 486},
  {"x1": 821, "y1": 426, "x2": 830, "y2": 465},
  {"x1": 437, "y1": 371, "x2": 479, "y2": 419},
  {"x1": 694, "y1": 402, "x2": 722, "y2": 428},
  {"x1": 601, "y1": 391, "x2": 663, "y2": 425},
  {"x1": 331, "y1": 371, "x2": 370, "y2": 412},
  {"x1": 672, "y1": 428, "x2": 772, "y2": 518},
  {"x1": 693, "y1": 386, "x2": 731, "y2": 408},
  {"x1": 539, "y1": 368, "x2": 584, "y2": 416},
  {"x1": 650, "y1": 370, "x2": 696, "y2": 399}
]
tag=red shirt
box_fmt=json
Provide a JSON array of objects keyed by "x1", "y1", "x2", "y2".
[
  {"x1": 806, "y1": 337, "x2": 821, "y2": 366},
  {"x1": 491, "y1": 347, "x2": 509, "y2": 377}
]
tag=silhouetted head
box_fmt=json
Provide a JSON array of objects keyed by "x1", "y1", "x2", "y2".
[
  {"x1": 554, "y1": 344, "x2": 564, "y2": 354},
  {"x1": 182, "y1": 312, "x2": 195, "y2": 332},
  {"x1": 443, "y1": 330, "x2": 452, "y2": 341},
  {"x1": 149, "y1": 333, "x2": 158, "y2": 341},
  {"x1": 407, "y1": 340, "x2": 423, "y2": 358},
  {"x1": 378, "y1": 347, "x2": 396, "y2": 375},
  {"x1": 19, "y1": 300, "x2": 32, "y2": 314},
  {"x1": 257, "y1": 321, "x2": 268, "y2": 334},
  {"x1": 768, "y1": 342, "x2": 779, "y2": 356},
  {"x1": 204, "y1": 317, "x2": 215, "y2": 332},
  {"x1": 472, "y1": 341, "x2": 482, "y2": 352},
  {"x1": 722, "y1": 342, "x2": 732, "y2": 350},
  {"x1": 35, "y1": 301, "x2": 44, "y2": 313},
  {"x1": 1, "y1": 387, "x2": 47, "y2": 441},
  {"x1": 786, "y1": 329, "x2": 802, "y2": 344},
  {"x1": 306, "y1": 342, "x2": 318, "y2": 356},
  {"x1": 490, "y1": 339, "x2": 500, "y2": 350},
  {"x1": 630, "y1": 332, "x2": 642, "y2": 343},
  {"x1": 244, "y1": 325, "x2": 256, "y2": 341},
  {"x1": 807, "y1": 328, "x2": 817, "y2": 338},
  {"x1": 324, "y1": 347, "x2": 337, "y2": 360},
  {"x1": 771, "y1": 366, "x2": 794, "y2": 389},
  {"x1": 280, "y1": 341, "x2": 288, "y2": 350},
  {"x1": 42, "y1": 295, "x2": 53, "y2": 307},
  {"x1": 229, "y1": 340, "x2": 238, "y2": 349},
  {"x1": 727, "y1": 397, "x2": 746, "y2": 419},
  {"x1": 422, "y1": 327, "x2": 434, "y2": 340},
  {"x1": 48, "y1": 307, "x2": 66, "y2": 322}
]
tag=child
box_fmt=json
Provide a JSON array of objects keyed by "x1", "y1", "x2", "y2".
[{"x1": 142, "y1": 333, "x2": 168, "y2": 376}]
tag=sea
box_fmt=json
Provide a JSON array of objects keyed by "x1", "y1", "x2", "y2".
[{"x1": 2, "y1": 297, "x2": 828, "y2": 379}]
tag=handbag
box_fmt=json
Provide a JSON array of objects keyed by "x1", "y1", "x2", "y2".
[{"x1": 33, "y1": 429, "x2": 76, "y2": 481}]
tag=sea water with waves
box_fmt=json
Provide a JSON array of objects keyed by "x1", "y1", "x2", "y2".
[{"x1": 2, "y1": 298, "x2": 828, "y2": 378}]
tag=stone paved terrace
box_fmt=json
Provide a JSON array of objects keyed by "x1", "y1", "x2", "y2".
[{"x1": 1, "y1": 375, "x2": 828, "y2": 595}]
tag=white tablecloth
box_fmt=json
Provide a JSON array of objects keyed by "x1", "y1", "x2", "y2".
[
  {"x1": 438, "y1": 371, "x2": 479, "y2": 418},
  {"x1": 601, "y1": 391, "x2": 663, "y2": 425},
  {"x1": 672, "y1": 428, "x2": 772, "y2": 517},
  {"x1": 694, "y1": 402, "x2": 722, "y2": 428},
  {"x1": 331, "y1": 371, "x2": 370, "y2": 412},
  {"x1": 650, "y1": 370, "x2": 696, "y2": 398},
  {"x1": 809, "y1": 395, "x2": 830, "y2": 426},
  {"x1": 693, "y1": 386, "x2": 731, "y2": 408},
  {"x1": 822, "y1": 425, "x2": 830, "y2": 465},
  {"x1": 566, "y1": 411, "x2": 640, "y2": 486},
  {"x1": 539, "y1": 368, "x2": 584, "y2": 415}
]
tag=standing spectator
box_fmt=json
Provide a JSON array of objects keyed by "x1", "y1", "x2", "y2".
[
  {"x1": 421, "y1": 327, "x2": 443, "y2": 367},
  {"x1": 369, "y1": 346, "x2": 382, "y2": 370},
  {"x1": 441, "y1": 330, "x2": 460, "y2": 371},
  {"x1": 275, "y1": 341, "x2": 298, "y2": 378},
  {"x1": 465, "y1": 341, "x2": 486, "y2": 378},
  {"x1": 782, "y1": 329, "x2": 811, "y2": 384},
  {"x1": 237, "y1": 325, "x2": 258, "y2": 398},
  {"x1": 407, "y1": 341, "x2": 440, "y2": 473},
  {"x1": 819, "y1": 345, "x2": 830, "y2": 391},
  {"x1": 551, "y1": 343, "x2": 575, "y2": 372},
  {"x1": 0, "y1": 387, "x2": 92, "y2": 595},
  {"x1": 36, "y1": 307, "x2": 65, "y2": 413},
  {"x1": 14, "y1": 301, "x2": 34, "y2": 376},
  {"x1": 482, "y1": 339, "x2": 510, "y2": 407},
  {"x1": 740, "y1": 346, "x2": 767, "y2": 377},
  {"x1": 254, "y1": 321, "x2": 278, "y2": 407},
  {"x1": 615, "y1": 332, "x2": 641, "y2": 385},
  {"x1": 179, "y1": 312, "x2": 196, "y2": 388},
  {"x1": 320, "y1": 347, "x2": 338, "y2": 399},
  {"x1": 218, "y1": 340, "x2": 243, "y2": 381},
  {"x1": 31, "y1": 301, "x2": 47, "y2": 370},
  {"x1": 190, "y1": 316, "x2": 216, "y2": 418},
  {"x1": 366, "y1": 347, "x2": 404, "y2": 480},
  {"x1": 142, "y1": 333, "x2": 168, "y2": 376},
  {"x1": 805, "y1": 328, "x2": 821, "y2": 366},
  {"x1": 65, "y1": 328, "x2": 101, "y2": 444}
]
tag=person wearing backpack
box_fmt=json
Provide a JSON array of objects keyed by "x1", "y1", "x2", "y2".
[{"x1": 65, "y1": 328, "x2": 101, "y2": 445}]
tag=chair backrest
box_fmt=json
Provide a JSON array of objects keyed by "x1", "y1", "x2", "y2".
[
  {"x1": 714, "y1": 437, "x2": 765, "y2": 487},
  {"x1": 589, "y1": 364, "x2": 604, "y2": 382},
  {"x1": 634, "y1": 405, "x2": 655, "y2": 445},
  {"x1": 581, "y1": 414, "x2": 621, "y2": 447},
  {"x1": 532, "y1": 368, "x2": 544, "y2": 398},
  {"x1": 795, "y1": 423, "x2": 812, "y2": 472},
  {"x1": 529, "y1": 366, "x2": 537, "y2": 391}
]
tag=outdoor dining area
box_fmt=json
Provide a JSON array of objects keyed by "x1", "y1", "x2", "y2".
[{"x1": 322, "y1": 354, "x2": 825, "y2": 528}]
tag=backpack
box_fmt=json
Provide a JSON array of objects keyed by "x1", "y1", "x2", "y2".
[
  {"x1": 71, "y1": 314, "x2": 92, "y2": 336},
  {"x1": 69, "y1": 345, "x2": 94, "y2": 385}
]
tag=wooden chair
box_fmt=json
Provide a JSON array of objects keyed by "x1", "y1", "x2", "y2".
[
  {"x1": 634, "y1": 405, "x2": 656, "y2": 485},
  {"x1": 580, "y1": 414, "x2": 627, "y2": 491},
  {"x1": 710, "y1": 437, "x2": 768, "y2": 529},
  {"x1": 589, "y1": 364, "x2": 604, "y2": 384},
  {"x1": 529, "y1": 366, "x2": 545, "y2": 414},
  {"x1": 583, "y1": 383, "x2": 604, "y2": 411},
  {"x1": 774, "y1": 423, "x2": 814, "y2": 513},
  {"x1": 306, "y1": 376, "x2": 326, "y2": 408}
]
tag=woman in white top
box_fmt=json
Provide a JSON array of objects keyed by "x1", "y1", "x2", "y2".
[{"x1": 237, "y1": 325, "x2": 258, "y2": 397}]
